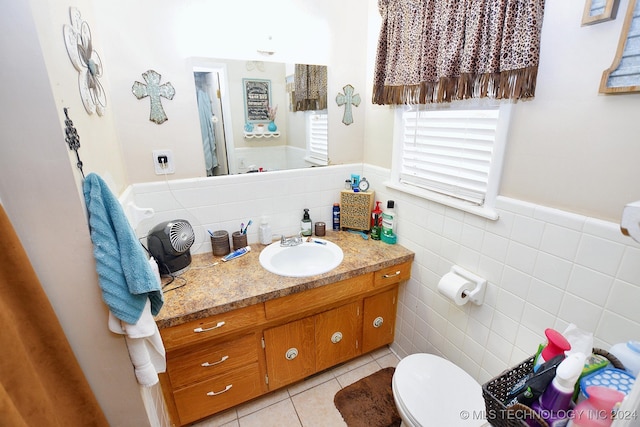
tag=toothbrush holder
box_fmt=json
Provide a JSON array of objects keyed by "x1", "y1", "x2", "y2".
[{"x1": 232, "y1": 231, "x2": 248, "y2": 251}]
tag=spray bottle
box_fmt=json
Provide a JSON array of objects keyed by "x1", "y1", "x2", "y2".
[{"x1": 531, "y1": 352, "x2": 586, "y2": 426}]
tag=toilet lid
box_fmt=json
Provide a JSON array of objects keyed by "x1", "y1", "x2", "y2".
[{"x1": 393, "y1": 354, "x2": 486, "y2": 427}]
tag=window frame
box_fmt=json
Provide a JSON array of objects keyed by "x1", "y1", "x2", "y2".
[{"x1": 385, "y1": 100, "x2": 513, "y2": 220}]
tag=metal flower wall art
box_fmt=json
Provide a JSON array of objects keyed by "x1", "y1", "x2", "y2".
[{"x1": 63, "y1": 7, "x2": 107, "y2": 116}]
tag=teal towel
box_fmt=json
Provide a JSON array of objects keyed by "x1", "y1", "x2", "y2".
[{"x1": 83, "y1": 173, "x2": 163, "y2": 324}]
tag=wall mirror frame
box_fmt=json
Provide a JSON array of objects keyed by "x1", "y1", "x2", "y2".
[{"x1": 190, "y1": 58, "x2": 329, "y2": 177}]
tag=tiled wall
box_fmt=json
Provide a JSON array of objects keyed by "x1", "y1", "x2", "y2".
[
  {"x1": 125, "y1": 164, "x2": 362, "y2": 254},
  {"x1": 362, "y1": 165, "x2": 640, "y2": 384},
  {"x1": 125, "y1": 163, "x2": 640, "y2": 385}
]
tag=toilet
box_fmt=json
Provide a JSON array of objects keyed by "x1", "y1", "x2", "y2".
[{"x1": 392, "y1": 353, "x2": 487, "y2": 427}]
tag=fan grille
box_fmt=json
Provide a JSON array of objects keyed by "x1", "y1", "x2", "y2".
[{"x1": 169, "y1": 221, "x2": 195, "y2": 253}]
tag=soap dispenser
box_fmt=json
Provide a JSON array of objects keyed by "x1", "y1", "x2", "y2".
[
  {"x1": 259, "y1": 216, "x2": 272, "y2": 245},
  {"x1": 301, "y1": 209, "x2": 312, "y2": 237}
]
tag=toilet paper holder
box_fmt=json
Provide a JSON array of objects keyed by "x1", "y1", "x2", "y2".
[{"x1": 451, "y1": 265, "x2": 487, "y2": 305}]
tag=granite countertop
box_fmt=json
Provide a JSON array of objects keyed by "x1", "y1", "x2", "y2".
[{"x1": 154, "y1": 230, "x2": 414, "y2": 329}]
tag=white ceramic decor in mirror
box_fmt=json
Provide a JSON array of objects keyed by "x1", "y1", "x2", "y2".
[{"x1": 191, "y1": 58, "x2": 328, "y2": 176}]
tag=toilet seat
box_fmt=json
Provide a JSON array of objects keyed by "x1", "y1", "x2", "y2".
[{"x1": 392, "y1": 353, "x2": 486, "y2": 427}]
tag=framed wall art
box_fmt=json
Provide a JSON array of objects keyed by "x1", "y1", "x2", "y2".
[
  {"x1": 243, "y1": 79, "x2": 271, "y2": 123},
  {"x1": 582, "y1": 0, "x2": 619, "y2": 25}
]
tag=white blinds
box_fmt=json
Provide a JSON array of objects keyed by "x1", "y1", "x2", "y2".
[
  {"x1": 400, "y1": 107, "x2": 500, "y2": 205},
  {"x1": 308, "y1": 112, "x2": 328, "y2": 162}
]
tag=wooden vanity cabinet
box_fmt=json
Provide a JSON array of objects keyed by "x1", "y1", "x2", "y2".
[{"x1": 159, "y1": 261, "x2": 411, "y2": 426}]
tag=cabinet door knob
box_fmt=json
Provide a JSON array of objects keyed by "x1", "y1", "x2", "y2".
[
  {"x1": 285, "y1": 348, "x2": 298, "y2": 360},
  {"x1": 193, "y1": 321, "x2": 226, "y2": 333},
  {"x1": 201, "y1": 355, "x2": 229, "y2": 367},
  {"x1": 331, "y1": 332, "x2": 343, "y2": 343},
  {"x1": 373, "y1": 316, "x2": 384, "y2": 328},
  {"x1": 206, "y1": 385, "x2": 232, "y2": 396}
]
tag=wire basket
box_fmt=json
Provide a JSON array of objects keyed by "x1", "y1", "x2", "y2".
[
  {"x1": 481, "y1": 349, "x2": 625, "y2": 427},
  {"x1": 482, "y1": 356, "x2": 548, "y2": 427}
]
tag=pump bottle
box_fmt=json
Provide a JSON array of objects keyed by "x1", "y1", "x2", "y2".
[
  {"x1": 531, "y1": 352, "x2": 586, "y2": 426},
  {"x1": 301, "y1": 209, "x2": 312, "y2": 237},
  {"x1": 259, "y1": 216, "x2": 272, "y2": 245}
]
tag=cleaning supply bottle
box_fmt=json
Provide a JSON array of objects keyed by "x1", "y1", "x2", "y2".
[
  {"x1": 534, "y1": 328, "x2": 572, "y2": 372},
  {"x1": 609, "y1": 341, "x2": 640, "y2": 377},
  {"x1": 568, "y1": 385, "x2": 625, "y2": 427},
  {"x1": 531, "y1": 352, "x2": 586, "y2": 426},
  {"x1": 371, "y1": 201, "x2": 382, "y2": 240},
  {"x1": 333, "y1": 203, "x2": 340, "y2": 230},
  {"x1": 301, "y1": 208, "x2": 312, "y2": 237},
  {"x1": 381, "y1": 200, "x2": 397, "y2": 244},
  {"x1": 259, "y1": 216, "x2": 272, "y2": 245}
]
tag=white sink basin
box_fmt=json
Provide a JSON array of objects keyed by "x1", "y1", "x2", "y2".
[{"x1": 259, "y1": 238, "x2": 344, "y2": 277}]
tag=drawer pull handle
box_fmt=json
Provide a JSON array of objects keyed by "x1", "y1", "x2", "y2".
[
  {"x1": 382, "y1": 271, "x2": 401, "y2": 279},
  {"x1": 331, "y1": 332, "x2": 343, "y2": 344},
  {"x1": 201, "y1": 356, "x2": 229, "y2": 367},
  {"x1": 193, "y1": 321, "x2": 226, "y2": 333},
  {"x1": 373, "y1": 316, "x2": 384, "y2": 328},
  {"x1": 206, "y1": 385, "x2": 232, "y2": 396},
  {"x1": 285, "y1": 348, "x2": 298, "y2": 360}
]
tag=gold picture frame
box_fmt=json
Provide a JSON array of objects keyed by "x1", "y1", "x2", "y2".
[{"x1": 581, "y1": 0, "x2": 619, "y2": 25}]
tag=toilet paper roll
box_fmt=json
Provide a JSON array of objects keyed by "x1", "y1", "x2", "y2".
[{"x1": 437, "y1": 272, "x2": 473, "y2": 306}]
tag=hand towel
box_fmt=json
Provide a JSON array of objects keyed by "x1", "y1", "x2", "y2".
[
  {"x1": 83, "y1": 173, "x2": 163, "y2": 324},
  {"x1": 110, "y1": 300, "x2": 166, "y2": 387}
]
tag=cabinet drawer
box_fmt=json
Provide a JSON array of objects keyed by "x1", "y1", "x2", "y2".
[
  {"x1": 174, "y1": 362, "x2": 262, "y2": 425},
  {"x1": 167, "y1": 333, "x2": 259, "y2": 389},
  {"x1": 160, "y1": 304, "x2": 264, "y2": 350},
  {"x1": 264, "y1": 273, "x2": 373, "y2": 319},
  {"x1": 373, "y1": 261, "x2": 411, "y2": 287}
]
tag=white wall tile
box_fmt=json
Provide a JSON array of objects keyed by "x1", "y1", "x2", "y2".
[
  {"x1": 566, "y1": 265, "x2": 613, "y2": 306},
  {"x1": 575, "y1": 234, "x2": 625, "y2": 276}
]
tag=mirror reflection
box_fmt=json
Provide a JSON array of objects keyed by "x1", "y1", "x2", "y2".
[{"x1": 192, "y1": 59, "x2": 328, "y2": 176}]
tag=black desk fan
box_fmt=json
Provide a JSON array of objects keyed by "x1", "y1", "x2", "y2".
[{"x1": 147, "y1": 220, "x2": 195, "y2": 275}]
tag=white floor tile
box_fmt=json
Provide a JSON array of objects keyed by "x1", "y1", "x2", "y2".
[{"x1": 291, "y1": 379, "x2": 347, "y2": 427}]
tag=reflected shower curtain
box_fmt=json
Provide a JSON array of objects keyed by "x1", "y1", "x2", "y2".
[
  {"x1": 197, "y1": 89, "x2": 218, "y2": 176},
  {"x1": 0, "y1": 204, "x2": 108, "y2": 426}
]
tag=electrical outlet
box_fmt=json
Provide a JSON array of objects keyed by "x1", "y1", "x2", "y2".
[{"x1": 152, "y1": 150, "x2": 175, "y2": 175}]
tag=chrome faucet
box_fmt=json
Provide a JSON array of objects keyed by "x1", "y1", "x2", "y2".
[{"x1": 279, "y1": 231, "x2": 304, "y2": 247}]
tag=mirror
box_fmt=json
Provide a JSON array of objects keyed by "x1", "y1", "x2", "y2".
[{"x1": 192, "y1": 58, "x2": 328, "y2": 176}]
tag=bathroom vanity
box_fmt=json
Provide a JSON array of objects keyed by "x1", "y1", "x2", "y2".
[{"x1": 155, "y1": 231, "x2": 414, "y2": 426}]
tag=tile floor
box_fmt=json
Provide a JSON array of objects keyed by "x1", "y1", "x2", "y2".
[{"x1": 191, "y1": 346, "x2": 400, "y2": 427}]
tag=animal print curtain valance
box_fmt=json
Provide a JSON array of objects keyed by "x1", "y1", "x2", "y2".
[{"x1": 372, "y1": 0, "x2": 546, "y2": 105}]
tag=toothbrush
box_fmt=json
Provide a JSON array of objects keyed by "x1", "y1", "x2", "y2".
[{"x1": 243, "y1": 219, "x2": 252, "y2": 235}]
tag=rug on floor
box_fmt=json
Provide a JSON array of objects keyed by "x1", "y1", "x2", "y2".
[{"x1": 333, "y1": 367, "x2": 401, "y2": 427}]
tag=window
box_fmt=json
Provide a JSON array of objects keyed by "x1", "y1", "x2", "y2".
[
  {"x1": 387, "y1": 101, "x2": 512, "y2": 220},
  {"x1": 305, "y1": 111, "x2": 329, "y2": 165}
]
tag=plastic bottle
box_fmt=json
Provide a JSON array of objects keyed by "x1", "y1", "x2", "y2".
[
  {"x1": 609, "y1": 341, "x2": 640, "y2": 377},
  {"x1": 568, "y1": 386, "x2": 625, "y2": 427},
  {"x1": 534, "y1": 328, "x2": 572, "y2": 372},
  {"x1": 301, "y1": 208, "x2": 312, "y2": 237},
  {"x1": 332, "y1": 203, "x2": 340, "y2": 230},
  {"x1": 381, "y1": 200, "x2": 397, "y2": 244},
  {"x1": 531, "y1": 352, "x2": 587, "y2": 426},
  {"x1": 371, "y1": 201, "x2": 382, "y2": 240},
  {"x1": 259, "y1": 216, "x2": 272, "y2": 245}
]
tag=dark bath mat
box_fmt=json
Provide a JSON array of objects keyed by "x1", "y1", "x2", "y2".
[{"x1": 334, "y1": 367, "x2": 401, "y2": 427}]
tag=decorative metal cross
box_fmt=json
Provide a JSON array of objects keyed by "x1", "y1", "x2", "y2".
[
  {"x1": 336, "y1": 84, "x2": 361, "y2": 125},
  {"x1": 132, "y1": 70, "x2": 175, "y2": 124}
]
